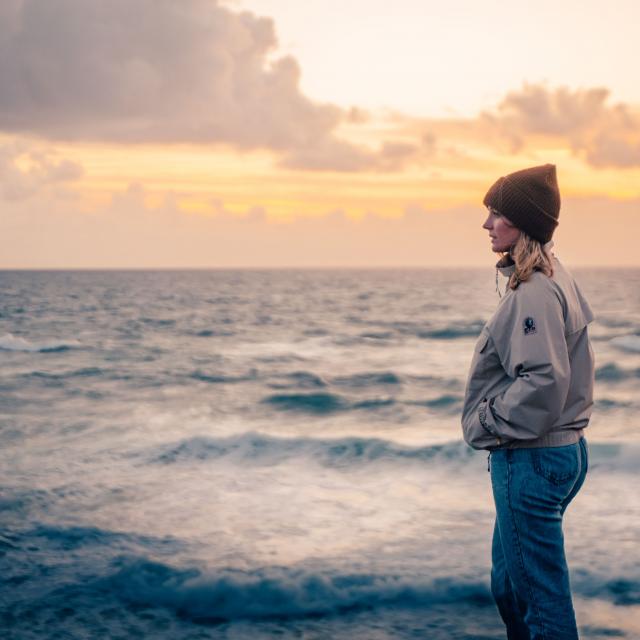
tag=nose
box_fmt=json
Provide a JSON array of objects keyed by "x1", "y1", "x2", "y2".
[{"x1": 482, "y1": 212, "x2": 493, "y2": 230}]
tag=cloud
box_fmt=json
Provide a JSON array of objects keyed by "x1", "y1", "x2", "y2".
[
  {"x1": 0, "y1": 0, "x2": 410, "y2": 172},
  {"x1": 279, "y1": 137, "x2": 420, "y2": 172},
  {"x1": 1, "y1": 180, "x2": 638, "y2": 268},
  {"x1": 0, "y1": 184, "x2": 485, "y2": 267},
  {"x1": 483, "y1": 83, "x2": 640, "y2": 168},
  {"x1": 0, "y1": 140, "x2": 83, "y2": 201}
]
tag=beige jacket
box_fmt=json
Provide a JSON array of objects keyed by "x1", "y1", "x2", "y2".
[{"x1": 462, "y1": 244, "x2": 595, "y2": 450}]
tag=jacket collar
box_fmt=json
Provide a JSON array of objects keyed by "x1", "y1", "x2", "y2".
[{"x1": 496, "y1": 240, "x2": 555, "y2": 278}]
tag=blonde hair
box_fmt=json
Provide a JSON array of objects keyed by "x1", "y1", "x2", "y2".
[{"x1": 499, "y1": 232, "x2": 554, "y2": 291}]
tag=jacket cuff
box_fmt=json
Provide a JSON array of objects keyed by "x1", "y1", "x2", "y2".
[
  {"x1": 463, "y1": 399, "x2": 502, "y2": 450},
  {"x1": 479, "y1": 398, "x2": 502, "y2": 445}
]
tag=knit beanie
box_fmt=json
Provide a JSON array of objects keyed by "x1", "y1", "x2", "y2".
[{"x1": 483, "y1": 164, "x2": 560, "y2": 243}]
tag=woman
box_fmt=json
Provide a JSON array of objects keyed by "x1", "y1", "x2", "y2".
[{"x1": 461, "y1": 164, "x2": 595, "y2": 639}]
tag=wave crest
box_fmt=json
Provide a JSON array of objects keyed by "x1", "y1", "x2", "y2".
[
  {"x1": 151, "y1": 432, "x2": 474, "y2": 467},
  {"x1": 261, "y1": 391, "x2": 461, "y2": 415},
  {"x1": 149, "y1": 433, "x2": 640, "y2": 475},
  {"x1": 0, "y1": 332, "x2": 79, "y2": 353},
  {"x1": 106, "y1": 559, "x2": 493, "y2": 622}
]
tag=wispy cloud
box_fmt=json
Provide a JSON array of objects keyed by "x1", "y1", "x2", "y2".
[
  {"x1": 0, "y1": 140, "x2": 83, "y2": 201},
  {"x1": 481, "y1": 83, "x2": 640, "y2": 168},
  {"x1": 378, "y1": 82, "x2": 640, "y2": 172},
  {"x1": 2, "y1": 180, "x2": 638, "y2": 267}
]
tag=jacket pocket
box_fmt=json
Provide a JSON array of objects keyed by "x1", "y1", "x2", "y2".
[{"x1": 530, "y1": 445, "x2": 579, "y2": 486}]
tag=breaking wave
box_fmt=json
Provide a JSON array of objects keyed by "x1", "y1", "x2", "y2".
[
  {"x1": 104, "y1": 560, "x2": 493, "y2": 622},
  {"x1": 150, "y1": 433, "x2": 474, "y2": 467},
  {"x1": 0, "y1": 332, "x2": 80, "y2": 353},
  {"x1": 262, "y1": 392, "x2": 350, "y2": 413},
  {"x1": 21, "y1": 367, "x2": 105, "y2": 380},
  {"x1": 6, "y1": 551, "x2": 636, "y2": 625},
  {"x1": 148, "y1": 433, "x2": 640, "y2": 474},
  {"x1": 260, "y1": 391, "x2": 460, "y2": 415}
]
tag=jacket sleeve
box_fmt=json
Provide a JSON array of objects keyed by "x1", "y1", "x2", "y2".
[{"x1": 480, "y1": 283, "x2": 571, "y2": 443}]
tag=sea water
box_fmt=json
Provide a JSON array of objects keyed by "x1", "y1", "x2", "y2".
[{"x1": 1, "y1": 267, "x2": 639, "y2": 639}]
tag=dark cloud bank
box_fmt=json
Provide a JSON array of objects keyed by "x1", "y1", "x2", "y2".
[{"x1": 0, "y1": 0, "x2": 417, "y2": 171}]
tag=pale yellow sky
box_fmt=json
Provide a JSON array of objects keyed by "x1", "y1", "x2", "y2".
[
  {"x1": 235, "y1": 0, "x2": 640, "y2": 116},
  {"x1": 1, "y1": 0, "x2": 639, "y2": 267}
]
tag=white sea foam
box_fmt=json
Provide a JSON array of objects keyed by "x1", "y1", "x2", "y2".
[
  {"x1": 108, "y1": 559, "x2": 493, "y2": 621},
  {"x1": 0, "y1": 332, "x2": 80, "y2": 352},
  {"x1": 149, "y1": 432, "x2": 475, "y2": 468}
]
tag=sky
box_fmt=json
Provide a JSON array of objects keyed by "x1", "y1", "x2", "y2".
[{"x1": 1, "y1": 0, "x2": 639, "y2": 268}]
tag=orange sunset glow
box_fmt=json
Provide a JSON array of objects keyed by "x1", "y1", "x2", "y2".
[{"x1": 1, "y1": 0, "x2": 640, "y2": 268}]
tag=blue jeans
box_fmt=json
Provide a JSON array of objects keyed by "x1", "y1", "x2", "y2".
[{"x1": 490, "y1": 437, "x2": 588, "y2": 640}]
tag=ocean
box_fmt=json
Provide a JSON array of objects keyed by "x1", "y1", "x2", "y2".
[{"x1": 1, "y1": 267, "x2": 639, "y2": 639}]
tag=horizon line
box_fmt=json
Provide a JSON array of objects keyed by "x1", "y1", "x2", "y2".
[{"x1": 1, "y1": 264, "x2": 636, "y2": 272}]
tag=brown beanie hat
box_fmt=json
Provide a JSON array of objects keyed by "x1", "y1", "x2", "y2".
[{"x1": 483, "y1": 164, "x2": 560, "y2": 243}]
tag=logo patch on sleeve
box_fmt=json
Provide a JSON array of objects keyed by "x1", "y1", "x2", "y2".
[{"x1": 523, "y1": 317, "x2": 537, "y2": 335}]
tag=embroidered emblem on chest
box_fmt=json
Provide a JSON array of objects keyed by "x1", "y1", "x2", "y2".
[{"x1": 523, "y1": 317, "x2": 537, "y2": 335}]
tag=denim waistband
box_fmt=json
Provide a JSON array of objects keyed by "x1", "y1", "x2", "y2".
[{"x1": 501, "y1": 428, "x2": 584, "y2": 449}]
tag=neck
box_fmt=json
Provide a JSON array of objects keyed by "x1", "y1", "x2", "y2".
[{"x1": 496, "y1": 252, "x2": 515, "y2": 268}]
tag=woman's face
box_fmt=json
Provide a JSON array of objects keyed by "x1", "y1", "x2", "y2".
[{"x1": 482, "y1": 208, "x2": 520, "y2": 253}]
